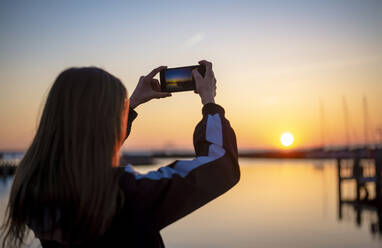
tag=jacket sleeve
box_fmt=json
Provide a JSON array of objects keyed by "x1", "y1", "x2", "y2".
[
  {"x1": 118, "y1": 103, "x2": 240, "y2": 231},
  {"x1": 126, "y1": 107, "x2": 138, "y2": 139}
]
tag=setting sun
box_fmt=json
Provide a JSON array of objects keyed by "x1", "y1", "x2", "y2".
[{"x1": 280, "y1": 132, "x2": 294, "y2": 147}]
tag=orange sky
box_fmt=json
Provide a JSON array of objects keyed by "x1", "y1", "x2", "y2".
[{"x1": 0, "y1": 1, "x2": 381, "y2": 151}]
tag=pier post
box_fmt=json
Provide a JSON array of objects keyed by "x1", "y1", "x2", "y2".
[
  {"x1": 353, "y1": 157, "x2": 361, "y2": 202},
  {"x1": 353, "y1": 156, "x2": 362, "y2": 226},
  {"x1": 375, "y1": 149, "x2": 382, "y2": 207},
  {"x1": 337, "y1": 158, "x2": 342, "y2": 220}
]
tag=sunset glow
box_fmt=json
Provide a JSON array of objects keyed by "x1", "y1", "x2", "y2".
[{"x1": 0, "y1": 1, "x2": 381, "y2": 151}]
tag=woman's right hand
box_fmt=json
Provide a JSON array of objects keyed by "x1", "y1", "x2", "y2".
[
  {"x1": 129, "y1": 66, "x2": 172, "y2": 109},
  {"x1": 192, "y1": 60, "x2": 217, "y2": 105}
]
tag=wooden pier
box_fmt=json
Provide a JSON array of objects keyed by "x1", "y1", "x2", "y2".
[
  {"x1": 337, "y1": 149, "x2": 382, "y2": 235},
  {"x1": 337, "y1": 149, "x2": 382, "y2": 207}
]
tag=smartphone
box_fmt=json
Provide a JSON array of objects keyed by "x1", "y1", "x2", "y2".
[{"x1": 160, "y1": 65, "x2": 206, "y2": 92}]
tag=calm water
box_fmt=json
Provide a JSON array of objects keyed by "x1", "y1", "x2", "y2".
[{"x1": 1, "y1": 159, "x2": 381, "y2": 248}]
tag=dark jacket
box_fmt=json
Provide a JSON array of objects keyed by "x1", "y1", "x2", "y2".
[{"x1": 37, "y1": 103, "x2": 240, "y2": 247}]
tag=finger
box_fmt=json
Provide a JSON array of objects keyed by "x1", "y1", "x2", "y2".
[
  {"x1": 154, "y1": 92, "x2": 172, "y2": 98},
  {"x1": 192, "y1": 69, "x2": 203, "y2": 81},
  {"x1": 151, "y1": 79, "x2": 161, "y2": 91},
  {"x1": 147, "y1": 66, "x2": 167, "y2": 79},
  {"x1": 198, "y1": 60, "x2": 213, "y2": 77}
]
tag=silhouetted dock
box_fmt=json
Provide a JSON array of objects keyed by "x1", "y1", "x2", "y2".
[
  {"x1": 336, "y1": 149, "x2": 382, "y2": 237},
  {"x1": 338, "y1": 149, "x2": 381, "y2": 203}
]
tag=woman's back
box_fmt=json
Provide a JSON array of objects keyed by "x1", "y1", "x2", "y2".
[{"x1": 37, "y1": 173, "x2": 166, "y2": 247}]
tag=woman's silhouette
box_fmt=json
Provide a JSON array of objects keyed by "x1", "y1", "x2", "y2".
[{"x1": 1, "y1": 60, "x2": 240, "y2": 247}]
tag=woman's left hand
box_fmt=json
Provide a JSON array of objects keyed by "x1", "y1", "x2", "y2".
[{"x1": 129, "y1": 66, "x2": 172, "y2": 109}]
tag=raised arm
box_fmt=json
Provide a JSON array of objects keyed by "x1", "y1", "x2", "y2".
[
  {"x1": 119, "y1": 102, "x2": 240, "y2": 230},
  {"x1": 124, "y1": 107, "x2": 137, "y2": 140},
  {"x1": 118, "y1": 60, "x2": 240, "y2": 230}
]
